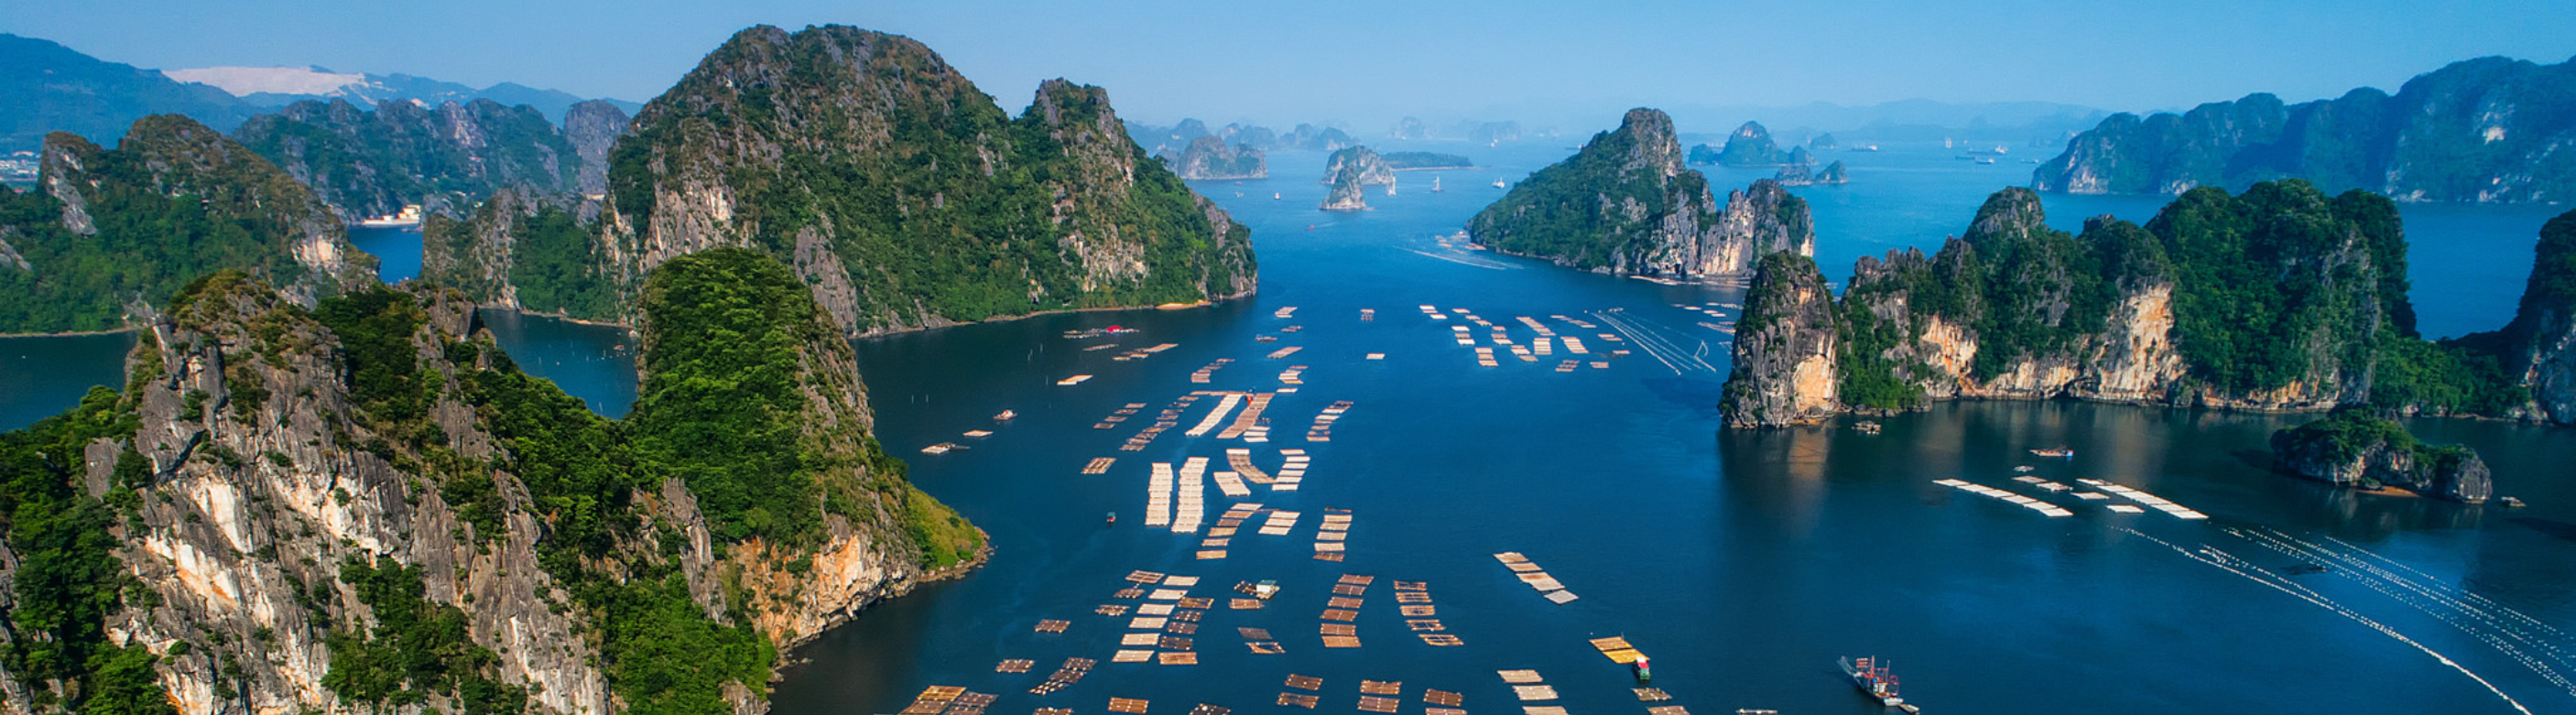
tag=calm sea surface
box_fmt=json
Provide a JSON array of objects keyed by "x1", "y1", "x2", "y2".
[{"x1": 2, "y1": 135, "x2": 2571, "y2": 714}]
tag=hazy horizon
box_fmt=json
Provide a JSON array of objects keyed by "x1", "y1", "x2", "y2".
[{"x1": 9, "y1": 0, "x2": 2575, "y2": 133}]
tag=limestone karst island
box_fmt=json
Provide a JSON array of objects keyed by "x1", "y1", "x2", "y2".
[{"x1": 1, "y1": 5, "x2": 2573, "y2": 715}]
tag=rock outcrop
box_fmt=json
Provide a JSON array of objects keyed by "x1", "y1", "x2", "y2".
[
  {"x1": 0, "y1": 114, "x2": 374, "y2": 333},
  {"x1": 419, "y1": 188, "x2": 606, "y2": 314},
  {"x1": 1321, "y1": 146, "x2": 1394, "y2": 186},
  {"x1": 1723, "y1": 181, "x2": 2571, "y2": 427},
  {"x1": 0, "y1": 255, "x2": 979, "y2": 715},
  {"x1": 432, "y1": 25, "x2": 1255, "y2": 336},
  {"x1": 232, "y1": 97, "x2": 623, "y2": 222},
  {"x1": 1282, "y1": 124, "x2": 1357, "y2": 151},
  {"x1": 1320, "y1": 158, "x2": 1370, "y2": 211},
  {"x1": 2270, "y1": 410, "x2": 2493, "y2": 503},
  {"x1": 1169, "y1": 135, "x2": 1266, "y2": 179},
  {"x1": 1692, "y1": 121, "x2": 1793, "y2": 167},
  {"x1": 1810, "y1": 133, "x2": 1839, "y2": 149},
  {"x1": 2033, "y1": 54, "x2": 2576, "y2": 202},
  {"x1": 2483, "y1": 208, "x2": 2576, "y2": 421},
  {"x1": 1467, "y1": 108, "x2": 1813, "y2": 278},
  {"x1": 1392, "y1": 116, "x2": 1429, "y2": 140},
  {"x1": 1775, "y1": 159, "x2": 1849, "y2": 187},
  {"x1": 1720, "y1": 252, "x2": 1842, "y2": 428}
]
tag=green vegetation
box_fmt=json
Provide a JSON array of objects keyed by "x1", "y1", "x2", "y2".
[
  {"x1": 2036, "y1": 56, "x2": 2576, "y2": 202},
  {"x1": 593, "y1": 27, "x2": 1251, "y2": 330},
  {"x1": 0, "y1": 115, "x2": 363, "y2": 333},
  {"x1": 233, "y1": 99, "x2": 582, "y2": 221},
  {"x1": 314, "y1": 286, "x2": 431, "y2": 423},
  {"x1": 628, "y1": 249, "x2": 833, "y2": 547},
  {"x1": 322, "y1": 557, "x2": 525, "y2": 715},
  {"x1": 2152, "y1": 182, "x2": 2412, "y2": 394},
  {"x1": 1379, "y1": 152, "x2": 1473, "y2": 169},
  {"x1": 505, "y1": 205, "x2": 617, "y2": 317},
  {"x1": 2274, "y1": 408, "x2": 2417, "y2": 462},
  {"x1": 1709, "y1": 122, "x2": 1792, "y2": 167},
  {"x1": 0, "y1": 385, "x2": 172, "y2": 715},
  {"x1": 1469, "y1": 110, "x2": 1716, "y2": 270}
]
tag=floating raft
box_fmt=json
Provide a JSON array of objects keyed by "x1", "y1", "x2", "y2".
[
  {"x1": 1258, "y1": 511, "x2": 1300, "y2": 536},
  {"x1": 1035, "y1": 619, "x2": 1070, "y2": 634},
  {"x1": 2081, "y1": 480, "x2": 2210, "y2": 519},
  {"x1": 1362, "y1": 309, "x2": 1376, "y2": 320},
  {"x1": 1421, "y1": 305, "x2": 1448, "y2": 320},
  {"x1": 1082, "y1": 457, "x2": 1116, "y2": 475},
  {"x1": 1268, "y1": 346, "x2": 1303, "y2": 359},
  {"x1": 1932, "y1": 478, "x2": 2073, "y2": 517},
  {"x1": 1058, "y1": 374, "x2": 1093, "y2": 386},
  {"x1": 920, "y1": 443, "x2": 959, "y2": 455},
  {"x1": 996, "y1": 659, "x2": 1033, "y2": 673},
  {"x1": 1227, "y1": 449, "x2": 1272, "y2": 483},
  {"x1": 1633, "y1": 688, "x2": 1671, "y2": 702},
  {"x1": 1109, "y1": 698, "x2": 1149, "y2": 714},
  {"x1": 1173, "y1": 457, "x2": 1208, "y2": 533},
  {"x1": 1147, "y1": 463, "x2": 1174, "y2": 527},
  {"x1": 1276, "y1": 307, "x2": 1299, "y2": 319},
  {"x1": 1219, "y1": 393, "x2": 1275, "y2": 439},
  {"x1": 1588, "y1": 636, "x2": 1646, "y2": 663},
  {"x1": 1187, "y1": 393, "x2": 1245, "y2": 437},
  {"x1": 1474, "y1": 347, "x2": 1499, "y2": 368},
  {"x1": 1308, "y1": 401, "x2": 1353, "y2": 441},
  {"x1": 1496, "y1": 669, "x2": 1543, "y2": 684},
  {"x1": 1214, "y1": 471, "x2": 1251, "y2": 498},
  {"x1": 1493, "y1": 552, "x2": 1578, "y2": 603},
  {"x1": 1190, "y1": 358, "x2": 1233, "y2": 384}
]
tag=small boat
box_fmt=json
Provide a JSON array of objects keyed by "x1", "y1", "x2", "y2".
[
  {"x1": 1492, "y1": 178, "x2": 1507, "y2": 189},
  {"x1": 994, "y1": 410, "x2": 1016, "y2": 421},
  {"x1": 2012, "y1": 465, "x2": 2035, "y2": 472},
  {"x1": 1975, "y1": 157, "x2": 1996, "y2": 165},
  {"x1": 1106, "y1": 512, "x2": 1117, "y2": 526},
  {"x1": 1431, "y1": 177, "x2": 1443, "y2": 192},
  {"x1": 2502, "y1": 496, "x2": 2527, "y2": 508},
  {"x1": 2029, "y1": 448, "x2": 2075, "y2": 459},
  {"x1": 1633, "y1": 655, "x2": 1652, "y2": 683},
  {"x1": 1841, "y1": 656, "x2": 1912, "y2": 710},
  {"x1": 1273, "y1": 192, "x2": 1282, "y2": 200},
  {"x1": 1853, "y1": 421, "x2": 1882, "y2": 434}
]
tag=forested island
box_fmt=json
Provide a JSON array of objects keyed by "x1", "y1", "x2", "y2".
[{"x1": 1720, "y1": 182, "x2": 2576, "y2": 428}]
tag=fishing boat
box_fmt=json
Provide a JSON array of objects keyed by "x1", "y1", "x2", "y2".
[
  {"x1": 1840, "y1": 656, "x2": 1914, "y2": 710},
  {"x1": 1492, "y1": 178, "x2": 1507, "y2": 189},
  {"x1": 2028, "y1": 448, "x2": 2075, "y2": 458},
  {"x1": 994, "y1": 410, "x2": 1016, "y2": 421},
  {"x1": 1853, "y1": 421, "x2": 1881, "y2": 434},
  {"x1": 1431, "y1": 177, "x2": 1443, "y2": 192}
]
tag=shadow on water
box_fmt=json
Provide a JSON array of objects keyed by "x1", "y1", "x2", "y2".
[{"x1": 2509, "y1": 517, "x2": 2576, "y2": 544}]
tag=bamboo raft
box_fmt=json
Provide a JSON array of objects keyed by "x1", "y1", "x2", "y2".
[
  {"x1": 1267, "y1": 346, "x2": 1303, "y2": 359},
  {"x1": 1492, "y1": 552, "x2": 1578, "y2": 603},
  {"x1": 995, "y1": 659, "x2": 1033, "y2": 673},
  {"x1": 1562, "y1": 336, "x2": 1588, "y2": 353},
  {"x1": 1218, "y1": 393, "x2": 1275, "y2": 439},
  {"x1": 2080, "y1": 479, "x2": 2209, "y2": 519},
  {"x1": 1257, "y1": 511, "x2": 1299, "y2": 536},
  {"x1": 1276, "y1": 307, "x2": 1299, "y2": 319},
  {"x1": 1362, "y1": 309, "x2": 1375, "y2": 320},
  {"x1": 1147, "y1": 463, "x2": 1174, "y2": 527},
  {"x1": 1226, "y1": 448, "x2": 1272, "y2": 483},
  {"x1": 1027, "y1": 657, "x2": 1095, "y2": 695},
  {"x1": 1277, "y1": 366, "x2": 1306, "y2": 385},
  {"x1": 1589, "y1": 635, "x2": 1647, "y2": 663},
  {"x1": 1109, "y1": 698, "x2": 1149, "y2": 713},
  {"x1": 1035, "y1": 619, "x2": 1070, "y2": 634},
  {"x1": 1474, "y1": 347, "x2": 1499, "y2": 367},
  {"x1": 1934, "y1": 478, "x2": 2075, "y2": 517},
  {"x1": 1186, "y1": 394, "x2": 1245, "y2": 437},
  {"x1": 1058, "y1": 374, "x2": 1093, "y2": 385},
  {"x1": 1420, "y1": 305, "x2": 1448, "y2": 320},
  {"x1": 1452, "y1": 325, "x2": 1475, "y2": 346},
  {"x1": 920, "y1": 443, "x2": 959, "y2": 454},
  {"x1": 1365, "y1": 352, "x2": 1386, "y2": 360},
  {"x1": 1509, "y1": 344, "x2": 1538, "y2": 363},
  {"x1": 1308, "y1": 402, "x2": 1352, "y2": 441},
  {"x1": 1173, "y1": 457, "x2": 1208, "y2": 533},
  {"x1": 1190, "y1": 359, "x2": 1233, "y2": 384},
  {"x1": 1082, "y1": 457, "x2": 1116, "y2": 475},
  {"x1": 1214, "y1": 471, "x2": 1251, "y2": 498}
]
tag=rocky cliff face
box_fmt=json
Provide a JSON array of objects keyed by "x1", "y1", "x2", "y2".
[
  {"x1": 1169, "y1": 135, "x2": 1266, "y2": 179},
  {"x1": 1467, "y1": 108, "x2": 1812, "y2": 278},
  {"x1": 1720, "y1": 252, "x2": 1841, "y2": 428},
  {"x1": 2033, "y1": 55, "x2": 2576, "y2": 202},
  {"x1": 1699, "y1": 121, "x2": 1792, "y2": 167},
  {"x1": 584, "y1": 25, "x2": 1255, "y2": 335},
  {"x1": 560, "y1": 101, "x2": 632, "y2": 196},
  {"x1": 0, "y1": 255, "x2": 976, "y2": 715},
  {"x1": 1723, "y1": 181, "x2": 2561, "y2": 427},
  {"x1": 232, "y1": 98, "x2": 618, "y2": 222},
  {"x1": 1777, "y1": 160, "x2": 1849, "y2": 187},
  {"x1": 2496, "y1": 209, "x2": 2576, "y2": 421},
  {"x1": 419, "y1": 189, "x2": 605, "y2": 311},
  {"x1": 1320, "y1": 158, "x2": 1369, "y2": 211},
  {"x1": 2269, "y1": 411, "x2": 2493, "y2": 503},
  {"x1": 0, "y1": 114, "x2": 372, "y2": 332},
  {"x1": 1321, "y1": 146, "x2": 1395, "y2": 186}
]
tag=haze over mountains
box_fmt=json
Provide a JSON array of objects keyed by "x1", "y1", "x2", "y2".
[{"x1": 0, "y1": 33, "x2": 637, "y2": 152}]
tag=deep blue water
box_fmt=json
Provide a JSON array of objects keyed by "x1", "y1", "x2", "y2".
[
  {"x1": 349, "y1": 225, "x2": 424, "y2": 283},
  {"x1": 0, "y1": 136, "x2": 2571, "y2": 715}
]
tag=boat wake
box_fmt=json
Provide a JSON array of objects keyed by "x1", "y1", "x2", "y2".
[
  {"x1": 1588, "y1": 309, "x2": 1718, "y2": 375},
  {"x1": 2122, "y1": 527, "x2": 2541, "y2": 714}
]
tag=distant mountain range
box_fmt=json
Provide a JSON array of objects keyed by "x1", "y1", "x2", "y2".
[
  {"x1": 0, "y1": 33, "x2": 638, "y2": 153},
  {"x1": 164, "y1": 65, "x2": 643, "y2": 122}
]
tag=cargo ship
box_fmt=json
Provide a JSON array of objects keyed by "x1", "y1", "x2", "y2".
[{"x1": 1840, "y1": 656, "x2": 1917, "y2": 712}]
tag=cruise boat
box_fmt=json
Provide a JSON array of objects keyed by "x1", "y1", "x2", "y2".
[{"x1": 358, "y1": 204, "x2": 424, "y2": 229}]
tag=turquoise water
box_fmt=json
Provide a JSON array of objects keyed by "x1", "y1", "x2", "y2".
[
  {"x1": 767, "y1": 142, "x2": 2576, "y2": 715},
  {"x1": 0, "y1": 136, "x2": 2571, "y2": 714},
  {"x1": 348, "y1": 225, "x2": 424, "y2": 283}
]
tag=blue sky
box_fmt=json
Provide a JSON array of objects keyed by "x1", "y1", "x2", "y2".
[{"x1": 9, "y1": 0, "x2": 2574, "y2": 129}]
